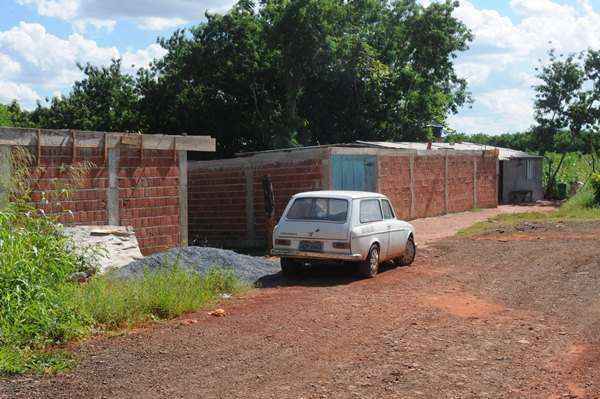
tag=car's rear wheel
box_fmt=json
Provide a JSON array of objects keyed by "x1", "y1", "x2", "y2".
[
  {"x1": 359, "y1": 244, "x2": 380, "y2": 278},
  {"x1": 396, "y1": 235, "x2": 416, "y2": 266},
  {"x1": 280, "y1": 257, "x2": 303, "y2": 278}
]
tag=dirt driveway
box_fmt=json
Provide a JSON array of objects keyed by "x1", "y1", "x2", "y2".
[{"x1": 3, "y1": 210, "x2": 599, "y2": 399}]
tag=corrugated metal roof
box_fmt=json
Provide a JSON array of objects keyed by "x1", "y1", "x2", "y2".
[{"x1": 355, "y1": 141, "x2": 542, "y2": 160}]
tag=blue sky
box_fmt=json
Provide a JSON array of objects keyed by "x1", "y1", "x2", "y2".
[{"x1": 1, "y1": 0, "x2": 599, "y2": 135}]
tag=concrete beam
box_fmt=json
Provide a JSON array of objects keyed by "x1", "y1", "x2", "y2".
[
  {"x1": 409, "y1": 153, "x2": 416, "y2": 219},
  {"x1": 244, "y1": 168, "x2": 256, "y2": 242},
  {"x1": 107, "y1": 147, "x2": 120, "y2": 225},
  {"x1": 178, "y1": 150, "x2": 188, "y2": 247},
  {"x1": 0, "y1": 127, "x2": 216, "y2": 152},
  {"x1": 444, "y1": 153, "x2": 449, "y2": 214},
  {"x1": 473, "y1": 158, "x2": 478, "y2": 208}
]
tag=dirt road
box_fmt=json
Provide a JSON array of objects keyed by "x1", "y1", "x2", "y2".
[{"x1": 2, "y1": 217, "x2": 599, "y2": 398}]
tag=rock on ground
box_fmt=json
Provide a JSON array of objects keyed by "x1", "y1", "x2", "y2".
[
  {"x1": 115, "y1": 246, "x2": 280, "y2": 283},
  {"x1": 64, "y1": 225, "x2": 144, "y2": 274}
]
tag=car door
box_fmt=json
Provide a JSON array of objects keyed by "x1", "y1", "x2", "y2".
[
  {"x1": 381, "y1": 199, "x2": 409, "y2": 258},
  {"x1": 359, "y1": 198, "x2": 390, "y2": 259}
]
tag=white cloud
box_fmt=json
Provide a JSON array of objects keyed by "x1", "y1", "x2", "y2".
[
  {"x1": 72, "y1": 18, "x2": 117, "y2": 33},
  {"x1": 451, "y1": 0, "x2": 600, "y2": 134},
  {"x1": 16, "y1": 0, "x2": 236, "y2": 31},
  {"x1": 136, "y1": 17, "x2": 188, "y2": 31},
  {"x1": 0, "y1": 81, "x2": 41, "y2": 105},
  {"x1": 16, "y1": 0, "x2": 79, "y2": 20},
  {"x1": 0, "y1": 22, "x2": 164, "y2": 108},
  {"x1": 0, "y1": 54, "x2": 21, "y2": 79}
]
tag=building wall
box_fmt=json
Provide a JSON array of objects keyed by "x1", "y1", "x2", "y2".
[
  {"x1": 20, "y1": 145, "x2": 182, "y2": 255},
  {"x1": 501, "y1": 158, "x2": 544, "y2": 203},
  {"x1": 377, "y1": 152, "x2": 498, "y2": 220},
  {"x1": 188, "y1": 148, "x2": 329, "y2": 248},
  {"x1": 189, "y1": 147, "x2": 499, "y2": 248}
]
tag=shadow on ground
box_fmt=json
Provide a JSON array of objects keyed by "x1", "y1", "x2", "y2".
[{"x1": 255, "y1": 261, "x2": 399, "y2": 288}]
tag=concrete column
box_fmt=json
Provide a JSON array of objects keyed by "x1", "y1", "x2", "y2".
[
  {"x1": 244, "y1": 167, "x2": 256, "y2": 243},
  {"x1": 444, "y1": 153, "x2": 449, "y2": 214},
  {"x1": 0, "y1": 146, "x2": 11, "y2": 208},
  {"x1": 409, "y1": 153, "x2": 416, "y2": 219},
  {"x1": 473, "y1": 158, "x2": 478, "y2": 208},
  {"x1": 178, "y1": 150, "x2": 188, "y2": 247},
  {"x1": 107, "y1": 146, "x2": 120, "y2": 225}
]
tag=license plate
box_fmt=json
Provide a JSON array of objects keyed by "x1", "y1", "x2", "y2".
[{"x1": 299, "y1": 241, "x2": 323, "y2": 252}]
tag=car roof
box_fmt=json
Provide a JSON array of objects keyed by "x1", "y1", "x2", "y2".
[{"x1": 292, "y1": 190, "x2": 387, "y2": 200}]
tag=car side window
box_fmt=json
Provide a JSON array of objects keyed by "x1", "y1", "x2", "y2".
[
  {"x1": 381, "y1": 199, "x2": 395, "y2": 220},
  {"x1": 360, "y1": 199, "x2": 383, "y2": 223}
]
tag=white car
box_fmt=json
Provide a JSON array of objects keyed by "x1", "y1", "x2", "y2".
[{"x1": 271, "y1": 191, "x2": 416, "y2": 278}]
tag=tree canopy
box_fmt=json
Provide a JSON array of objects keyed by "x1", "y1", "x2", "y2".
[{"x1": 1, "y1": 0, "x2": 472, "y2": 157}]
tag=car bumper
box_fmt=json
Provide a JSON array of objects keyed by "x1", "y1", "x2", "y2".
[{"x1": 271, "y1": 248, "x2": 364, "y2": 261}]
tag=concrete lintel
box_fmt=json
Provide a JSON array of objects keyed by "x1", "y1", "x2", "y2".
[
  {"x1": 244, "y1": 167, "x2": 256, "y2": 242},
  {"x1": 179, "y1": 150, "x2": 189, "y2": 247},
  {"x1": 107, "y1": 147, "x2": 120, "y2": 225}
]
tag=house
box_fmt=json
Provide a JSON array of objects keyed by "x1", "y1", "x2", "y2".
[
  {"x1": 187, "y1": 143, "x2": 499, "y2": 248},
  {"x1": 356, "y1": 141, "x2": 544, "y2": 204}
]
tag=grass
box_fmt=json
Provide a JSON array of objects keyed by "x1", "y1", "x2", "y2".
[
  {"x1": 457, "y1": 187, "x2": 600, "y2": 237},
  {"x1": 77, "y1": 267, "x2": 244, "y2": 329},
  {"x1": 0, "y1": 204, "x2": 246, "y2": 376}
]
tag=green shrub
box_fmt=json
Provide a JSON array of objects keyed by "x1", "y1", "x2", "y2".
[{"x1": 590, "y1": 173, "x2": 600, "y2": 205}]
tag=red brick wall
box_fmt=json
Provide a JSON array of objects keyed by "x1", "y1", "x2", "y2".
[
  {"x1": 188, "y1": 168, "x2": 247, "y2": 245},
  {"x1": 413, "y1": 156, "x2": 446, "y2": 218},
  {"x1": 26, "y1": 145, "x2": 180, "y2": 255},
  {"x1": 377, "y1": 155, "x2": 411, "y2": 220},
  {"x1": 378, "y1": 153, "x2": 498, "y2": 219},
  {"x1": 252, "y1": 159, "x2": 324, "y2": 242},
  {"x1": 188, "y1": 158, "x2": 325, "y2": 246},
  {"x1": 476, "y1": 156, "x2": 498, "y2": 208},
  {"x1": 118, "y1": 148, "x2": 181, "y2": 255},
  {"x1": 447, "y1": 156, "x2": 475, "y2": 213}
]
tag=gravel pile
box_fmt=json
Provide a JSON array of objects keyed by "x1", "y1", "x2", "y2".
[{"x1": 114, "y1": 246, "x2": 280, "y2": 283}]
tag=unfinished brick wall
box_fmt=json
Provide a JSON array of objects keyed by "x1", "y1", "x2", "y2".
[
  {"x1": 252, "y1": 159, "x2": 324, "y2": 242},
  {"x1": 188, "y1": 148, "x2": 498, "y2": 249},
  {"x1": 22, "y1": 145, "x2": 181, "y2": 255},
  {"x1": 188, "y1": 168, "x2": 247, "y2": 245},
  {"x1": 118, "y1": 148, "x2": 181, "y2": 254},
  {"x1": 377, "y1": 155, "x2": 412, "y2": 220},
  {"x1": 188, "y1": 152, "x2": 326, "y2": 247},
  {"x1": 378, "y1": 152, "x2": 498, "y2": 219}
]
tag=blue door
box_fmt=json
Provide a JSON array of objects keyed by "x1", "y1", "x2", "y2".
[{"x1": 332, "y1": 155, "x2": 376, "y2": 192}]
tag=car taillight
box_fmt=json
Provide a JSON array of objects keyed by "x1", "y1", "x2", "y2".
[
  {"x1": 332, "y1": 241, "x2": 350, "y2": 249},
  {"x1": 275, "y1": 239, "x2": 291, "y2": 246}
]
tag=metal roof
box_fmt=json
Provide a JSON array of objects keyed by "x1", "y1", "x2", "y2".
[{"x1": 355, "y1": 141, "x2": 542, "y2": 160}]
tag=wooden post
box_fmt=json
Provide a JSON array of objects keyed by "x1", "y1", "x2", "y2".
[{"x1": 262, "y1": 175, "x2": 275, "y2": 252}]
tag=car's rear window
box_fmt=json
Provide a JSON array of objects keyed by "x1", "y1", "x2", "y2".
[{"x1": 286, "y1": 198, "x2": 348, "y2": 222}]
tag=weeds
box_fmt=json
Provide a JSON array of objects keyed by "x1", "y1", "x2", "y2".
[
  {"x1": 77, "y1": 267, "x2": 244, "y2": 330},
  {"x1": 0, "y1": 147, "x2": 245, "y2": 375},
  {"x1": 458, "y1": 187, "x2": 600, "y2": 237}
]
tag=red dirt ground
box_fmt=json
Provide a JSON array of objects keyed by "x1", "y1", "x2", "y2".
[{"x1": 1, "y1": 214, "x2": 599, "y2": 399}]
